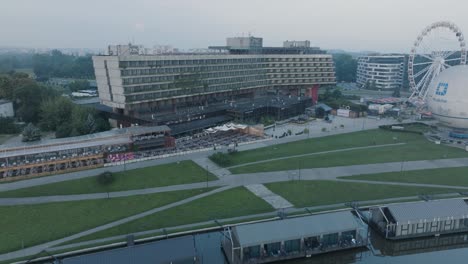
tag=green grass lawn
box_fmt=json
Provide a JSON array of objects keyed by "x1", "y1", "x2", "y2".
[
  {"x1": 265, "y1": 180, "x2": 459, "y2": 208},
  {"x1": 0, "y1": 187, "x2": 213, "y2": 254},
  {"x1": 65, "y1": 187, "x2": 274, "y2": 244},
  {"x1": 340, "y1": 167, "x2": 468, "y2": 187},
  {"x1": 221, "y1": 129, "x2": 408, "y2": 167},
  {"x1": 0, "y1": 160, "x2": 217, "y2": 198},
  {"x1": 230, "y1": 132, "x2": 468, "y2": 174}
]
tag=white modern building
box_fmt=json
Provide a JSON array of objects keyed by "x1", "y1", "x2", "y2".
[
  {"x1": 0, "y1": 100, "x2": 14, "y2": 118},
  {"x1": 93, "y1": 37, "x2": 336, "y2": 117},
  {"x1": 356, "y1": 55, "x2": 406, "y2": 90}
]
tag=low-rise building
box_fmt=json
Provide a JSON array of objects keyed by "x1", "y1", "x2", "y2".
[{"x1": 0, "y1": 99, "x2": 14, "y2": 118}]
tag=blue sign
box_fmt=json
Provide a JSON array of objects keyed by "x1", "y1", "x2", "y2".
[{"x1": 435, "y1": 82, "x2": 448, "y2": 96}]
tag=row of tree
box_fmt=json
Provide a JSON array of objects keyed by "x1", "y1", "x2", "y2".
[
  {"x1": 320, "y1": 87, "x2": 368, "y2": 112},
  {"x1": 0, "y1": 53, "x2": 33, "y2": 73},
  {"x1": 333, "y1": 53, "x2": 358, "y2": 83},
  {"x1": 33, "y1": 50, "x2": 95, "y2": 80},
  {"x1": 0, "y1": 50, "x2": 95, "y2": 80},
  {"x1": 40, "y1": 96, "x2": 109, "y2": 138},
  {"x1": 0, "y1": 72, "x2": 109, "y2": 139}
]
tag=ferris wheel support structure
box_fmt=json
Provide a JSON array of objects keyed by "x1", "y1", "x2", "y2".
[{"x1": 408, "y1": 21, "x2": 466, "y2": 102}]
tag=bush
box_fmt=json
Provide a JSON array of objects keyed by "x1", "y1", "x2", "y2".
[
  {"x1": 22, "y1": 123, "x2": 41, "y2": 142},
  {"x1": 0, "y1": 117, "x2": 19, "y2": 134},
  {"x1": 97, "y1": 171, "x2": 115, "y2": 186},
  {"x1": 209, "y1": 152, "x2": 232, "y2": 167}
]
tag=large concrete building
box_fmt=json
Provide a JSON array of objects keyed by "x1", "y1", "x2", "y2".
[
  {"x1": 93, "y1": 37, "x2": 336, "y2": 119},
  {"x1": 356, "y1": 55, "x2": 406, "y2": 90}
]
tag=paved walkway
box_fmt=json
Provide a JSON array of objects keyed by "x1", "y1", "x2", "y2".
[
  {"x1": 2, "y1": 158, "x2": 468, "y2": 206},
  {"x1": 193, "y1": 157, "x2": 231, "y2": 179},
  {"x1": 0, "y1": 186, "x2": 233, "y2": 262},
  {"x1": 245, "y1": 184, "x2": 293, "y2": 209}
]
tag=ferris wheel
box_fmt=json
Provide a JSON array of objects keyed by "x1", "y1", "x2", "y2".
[{"x1": 408, "y1": 21, "x2": 466, "y2": 102}]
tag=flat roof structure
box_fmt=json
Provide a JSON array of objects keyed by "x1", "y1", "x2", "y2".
[
  {"x1": 62, "y1": 236, "x2": 197, "y2": 264},
  {"x1": 233, "y1": 211, "x2": 360, "y2": 247},
  {"x1": 315, "y1": 103, "x2": 332, "y2": 112},
  {"x1": 0, "y1": 125, "x2": 171, "y2": 159},
  {"x1": 386, "y1": 199, "x2": 468, "y2": 224}
]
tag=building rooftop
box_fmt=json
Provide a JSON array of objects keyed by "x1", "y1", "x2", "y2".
[
  {"x1": 233, "y1": 211, "x2": 361, "y2": 247},
  {"x1": 0, "y1": 125, "x2": 171, "y2": 158},
  {"x1": 0, "y1": 99, "x2": 12, "y2": 105},
  {"x1": 387, "y1": 199, "x2": 468, "y2": 224},
  {"x1": 62, "y1": 236, "x2": 197, "y2": 264},
  {"x1": 315, "y1": 103, "x2": 333, "y2": 112}
]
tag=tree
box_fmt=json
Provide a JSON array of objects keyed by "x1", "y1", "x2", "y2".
[
  {"x1": 331, "y1": 89, "x2": 342, "y2": 99},
  {"x1": 0, "y1": 75, "x2": 14, "y2": 99},
  {"x1": 333, "y1": 54, "x2": 358, "y2": 82},
  {"x1": 97, "y1": 171, "x2": 115, "y2": 186},
  {"x1": 68, "y1": 80, "x2": 90, "y2": 92},
  {"x1": 0, "y1": 117, "x2": 19, "y2": 134},
  {"x1": 363, "y1": 80, "x2": 371, "y2": 90},
  {"x1": 39, "y1": 96, "x2": 74, "y2": 131},
  {"x1": 322, "y1": 87, "x2": 332, "y2": 101},
  {"x1": 392, "y1": 86, "x2": 401, "y2": 97},
  {"x1": 32, "y1": 50, "x2": 94, "y2": 79},
  {"x1": 22, "y1": 123, "x2": 41, "y2": 142}
]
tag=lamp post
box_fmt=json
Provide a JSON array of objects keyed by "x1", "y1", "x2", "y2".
[{"x1": 206, "y1": 165, "x2": 209, "y2": 188}]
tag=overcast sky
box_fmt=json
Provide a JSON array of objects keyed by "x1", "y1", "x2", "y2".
[{"x1": 1, "y1": 0, "x2": 467, "y2": 53}]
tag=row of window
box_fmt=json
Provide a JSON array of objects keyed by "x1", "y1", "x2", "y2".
[
  {"x1": 123, "y1": 72, "x2": 268, "y2": 85},
  {"x1": 270, "y1": 78, "x2": 335, "y2": 84},
  {"x1": 120, "y1": 63, "x2": 333, "y2": 77},
  {"x1": 123, "y1": 71, "x2": 334, "y2": 86},
  {"x1": 268, "y1": 73, "x2": 335, "y2": 78},
  {"x1": 124, "y1": 77, "x2": 336, "y2": 95},
  {"x1": 119, "y1": 57, "x2": 332, "y2": 68},
  {"x1": 121, "y1": 64, "x2": 266, "y2": 76},
  {"x1": 125, "y1": 80, "x2": 269, "y2": 102}
]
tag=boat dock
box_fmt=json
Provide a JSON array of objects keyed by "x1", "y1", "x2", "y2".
[
  {"x1": 369, "y1": 199, "x2": 468, "y2": 240},
  {"x1": 222, "y1": 211, "x2": 368, "y2": 264}
]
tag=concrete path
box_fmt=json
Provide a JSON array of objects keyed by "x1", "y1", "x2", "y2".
[
  {"x1": 245, "y1": 184, "x2": 293, "y2": 209},
  {"x1": 227, "y1": 142, "x2": 406, "y2": 169},
  {"x1": 0, "y1": 181, "x2": 224, "y2": 206},
  {"x1": 0, "y1": 186, "x2": 233, "y2": 262},
  {"x1": 193, "y1": 157, "x2": 231, "y2": 179},
  {"x1": 2, "y1": 158, "x2": 468, "y2": 206},
  {"x1": 225, "y1": 158, "x2": 468, "y2": 186}
]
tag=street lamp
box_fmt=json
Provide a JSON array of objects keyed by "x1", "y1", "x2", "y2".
[{"x1": 206, "y1": 165, "x2": 209, "y2": 188}]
